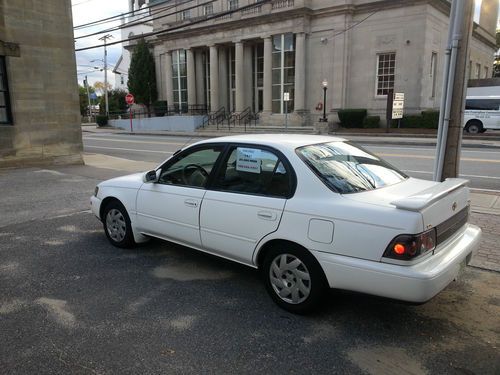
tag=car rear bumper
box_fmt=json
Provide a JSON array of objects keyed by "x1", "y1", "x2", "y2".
[
  {"x1": 313, "y1": 224, "x2": 481, "y2": 303},
  {"x1": 90, "y1": 196, "x2": 102, "y2": 220}
]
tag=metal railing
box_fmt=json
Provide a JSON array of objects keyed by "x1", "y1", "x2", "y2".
[
  {"x1": 105, "y1": 103, "x2": 208, "y2": 120},
  {"x1": 228, "y1": 106, "x2": 252, "y2": 131}
]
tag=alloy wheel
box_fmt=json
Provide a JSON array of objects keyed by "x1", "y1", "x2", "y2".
[{"x1": 269, "y1": 254, "x2": 311, "y2": 304}]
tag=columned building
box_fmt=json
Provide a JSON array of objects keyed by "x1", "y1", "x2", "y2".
[{"x1": 149, "y1": 0, "x2": 498, "y2": 126}]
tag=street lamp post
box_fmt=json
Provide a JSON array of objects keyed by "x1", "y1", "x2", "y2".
[
  {"x1": 98, "y1": 34, "x2": 113, "y2": 116},
  {"x1": 321, "y1": 79, "x2": 328, "y2": 122}
]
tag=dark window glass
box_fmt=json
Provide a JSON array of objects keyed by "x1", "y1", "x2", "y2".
[
  {"x1": 0, "y1": 56, "x2": 13, "y2": 125},
  {"x1": 159, "y1": 146, "x2": 224, "y2": 188},
  {"x1": 297, "y1": 141, "x2": 408, "y2": 194},
  {"x1": 213, "y1": 146, "x2": 291, "y2": 198},
  {"x1": 465, "y1": 99, "x2": 500, "y2": 111}
]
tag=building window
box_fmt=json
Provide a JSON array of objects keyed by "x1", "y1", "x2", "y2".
[
  {"x1": 430, "y1": 52, "x2": 437, "y2": 98},
  {"x1": 228, "y1": 0, "x2": 239, "y2": 10},
  {"x1": 475, "y1": 63, "x2": 481, "y2": 79},
  {"x1": 203, "y1": 50, "x2": 210, "y2": 109},
  {"x1": 229, "y1": 46, "x2": 236, "y2": 112},
  {"x1": 272, "y1": 33, "x2": 295, "y2": 113},
  {"x1": 172, "y1": 50, "x2": 188, "y2": 112},
  {"x1": 180, "y1": 9, "x2": 191, "y2": 21},
  {"x1": 204, "y1": 3, "x2": 213, "y2": 16},
  {"x1": 120, "y1": 75, "x2": 125, "y2": 85},
  {"x1": 376, "y1": 52, "x2": 395, "y2": 96},
  {"x1": 0, "y1": 56, "x2": 13, "y2": 125},
  {"x1": 484, "y1": 66, "x2": 489, "y2": 78}
]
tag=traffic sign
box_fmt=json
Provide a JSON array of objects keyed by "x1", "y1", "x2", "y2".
[
  {"x1": 125, "y1": 93, "x2": 135, "y2": 105},
  {"x1": 283, "y1": 92, "x2": 290, "y2": 102},
  {"x1": 392, "y1": 92, "x2": 404, "y2": 119}
]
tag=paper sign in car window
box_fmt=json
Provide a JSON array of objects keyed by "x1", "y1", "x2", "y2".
[{"x1": 236, "y1": 147, "x2": 261, "y2": 174}]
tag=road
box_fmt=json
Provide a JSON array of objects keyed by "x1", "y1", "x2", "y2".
[
  {"x1": 83, "y1": 133, "x2": 500, "y2": 191},
  {"x1": 1, "y1": 165, "x2": 499, "y2": 374}
]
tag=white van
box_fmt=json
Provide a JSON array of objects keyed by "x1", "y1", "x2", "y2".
[{"x1": 463, "y1": 95, "x2": 500, "y2": 134}]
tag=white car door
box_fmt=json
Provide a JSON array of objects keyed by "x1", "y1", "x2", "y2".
[
  {"x1": 136, "y1": 144, "x2": 225, "y2": 248},
  {"x1": 200, "y1": 145, "x2": 295, "y2": 264}
]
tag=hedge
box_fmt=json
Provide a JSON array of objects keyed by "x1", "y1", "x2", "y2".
[
  {"x1": 362, "y1": 115, "x2": 380, "y2": 128},
  {"x1": 399, "y1": 110, "x2": 439, "y2": 129},
  {"x1": 96, "y1": 115, "x2": 108, "y2": 127},
  {"x1": 337, "y1": 109, "x2": 367, "y2": 128}
]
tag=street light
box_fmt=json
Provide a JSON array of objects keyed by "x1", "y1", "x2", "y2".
[
  {"x1": 320, "y1": 79, "x2": 328, "y2": 122},
  {"x1": 98, "y1": 34, "x2": 113, "y2": 116}
]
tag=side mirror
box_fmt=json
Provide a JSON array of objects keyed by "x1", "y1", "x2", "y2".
[{"x1": 143, "y1": 170, "x2": 158, "y2": 183}]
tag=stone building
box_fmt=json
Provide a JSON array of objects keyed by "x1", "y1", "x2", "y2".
[
  {"x1": 0, "y1": 0, "x2": 83, "y2": 167},
  {"x1": 149, "y1": 0, "x2": 498, "y2": 127}
]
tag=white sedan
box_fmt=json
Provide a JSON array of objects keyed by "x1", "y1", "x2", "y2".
[{"x1": 90, "y1": 134, "x2": 481, "y2": 313}]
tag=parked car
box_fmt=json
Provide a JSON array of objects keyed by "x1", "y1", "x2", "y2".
[{"x1": 90, "y1": 134, "x2": 481, "y2": 313}]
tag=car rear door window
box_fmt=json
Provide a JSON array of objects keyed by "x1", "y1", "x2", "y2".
[{"x1": 213, "y1": 146, "x2": 291, "y2": 197}]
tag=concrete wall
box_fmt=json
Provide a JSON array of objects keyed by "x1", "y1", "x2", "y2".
[
  {"x1": 110, "y1": 115, "x2": 205, "y2": 132},
  {"x1": 0, "y1": 0, "x2": 83, "y2": 167}
]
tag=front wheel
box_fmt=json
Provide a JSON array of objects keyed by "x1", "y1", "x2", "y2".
[
  {"x1": 262, "y1": 245, "x2": 327, "y2": 314},
  {"x1": 102, "y1": 201, "x2": 136, "y2": 248}
]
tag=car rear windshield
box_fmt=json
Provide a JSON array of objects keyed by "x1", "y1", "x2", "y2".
[{"x1": 296, "y1": 141, "x2": 408, "y2": 194}]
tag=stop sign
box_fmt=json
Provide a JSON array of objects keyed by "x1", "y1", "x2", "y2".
[{"x1": 125, "y1": 93, "x2": 134, "y2": 105}]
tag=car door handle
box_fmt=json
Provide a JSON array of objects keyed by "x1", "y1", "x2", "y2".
[
  {"x1": 184, "y1": 199, "x2": 198, "y2": 208},
  {"x1": 257, "y1": 211, "x2": 276, "y2": 221}
]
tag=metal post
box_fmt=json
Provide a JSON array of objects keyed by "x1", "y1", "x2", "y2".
[
  {"x1": 99, "y1": 34, "x2": 113, "y2": 117},
  {"x1": 322, "y1": 86, "x2": 327, "y2": 122},
  {"x1": 285, "y1": 100, "x2": 288, "y2": 130},
  {"x1": 130, "y1": 108, "x2": 133, "y2": 133},
  {"x1": 85, "y1": 75, "x2": 91, "y2": 123}
]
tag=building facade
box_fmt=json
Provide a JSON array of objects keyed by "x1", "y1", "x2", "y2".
[
  {"x1": 149, "y1": 0, "x2": 498, "y2": 127},
  {"x1": 0, "y1": 0, "x2": 82, "y2": 167}
]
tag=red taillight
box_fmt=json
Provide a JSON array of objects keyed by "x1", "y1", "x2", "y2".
[{"x1": 383, "y1": 228, "x2": 437, "y2": 261}]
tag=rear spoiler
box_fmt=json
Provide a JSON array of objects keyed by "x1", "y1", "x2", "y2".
[{"x1": 391, "y1": 178, "x2": 469, "y2": 211}]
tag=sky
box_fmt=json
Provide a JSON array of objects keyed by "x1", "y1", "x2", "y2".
[{"x1": 72, "y1": 0, "x2": 129, "y2": 88}]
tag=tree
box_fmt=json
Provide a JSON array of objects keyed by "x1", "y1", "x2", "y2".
[
  {"x1": 93, "y1": 81, "x2": 112, "y2": 95},
  {"x1": 128, "y1": 39, "x2": 157, "y2": 115},
  {"x1": 99, "y1": 89, "x2": 128, "y2": 115},
  {"x1": 78, "y1": 84, "x2": 95, "y2": 116}
]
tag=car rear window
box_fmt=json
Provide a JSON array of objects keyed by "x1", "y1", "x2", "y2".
[{"x1": 296, "y1": 141, "x2": 408, "y2": 194}]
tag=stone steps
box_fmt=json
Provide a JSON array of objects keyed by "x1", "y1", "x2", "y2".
[{"x1": 199, "y1": 124, "x2": 315, "y2": 134}]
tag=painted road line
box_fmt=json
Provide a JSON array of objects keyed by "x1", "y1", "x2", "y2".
[
  {"x1": 378, "y1": 153, "x2": 500, "y2": 163},
  {"x1": 84, "y1": 146, "x2": 174, "y2": 154},
  {"x1": 83, "y1": 137, "x2": 188, "y2": 146},
  {"x1": 402, "y1": 169, "x2": 500, "y2": 180}
]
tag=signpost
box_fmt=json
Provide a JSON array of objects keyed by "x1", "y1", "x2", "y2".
[
  {"x1": 386, "y1": 91, "x2": 404, "y2": 131},
  {"x1": 284, "y1": 92, "x2": 290, "y2": 130},
  {"x1": 125, "y1": 93, "x2": 135, "y2": 133}
]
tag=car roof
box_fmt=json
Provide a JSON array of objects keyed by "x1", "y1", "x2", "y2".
[{"x1": 194, "y1": 134, "x2": 347, "y2": 150}]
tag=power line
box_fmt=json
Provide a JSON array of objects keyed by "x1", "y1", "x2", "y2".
[
  {"x1": 75, "y1": 0, "x2": 271, "y2": 52},
  {"x1": 73, "y1": 0, "x2": 173, "y2": 30}
]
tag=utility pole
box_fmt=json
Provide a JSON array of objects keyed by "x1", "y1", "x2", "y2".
[
  {"x1": 434, "y1": 0, "x2": 474, "y2": 181},
  {"x1": 98, "y1": 34, "x2": 113, "y2": 116},
  {"x1": 85, "y1": 75, "x2": 91, "y2": 122}
]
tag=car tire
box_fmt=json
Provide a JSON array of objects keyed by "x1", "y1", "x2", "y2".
[
  {"x1": 262, "y1": 244, "x2": 327, "y2": 314},
  {"x1": 465, "y1": 120, "x2": 483, "y2": 134},
  {"x1": 102, "y1": 200, "x2": 136, "y2": 248}
]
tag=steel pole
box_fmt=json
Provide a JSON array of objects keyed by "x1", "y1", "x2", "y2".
[
  {"x1": 322, "y1": 87, "x2": 327, "y2": 122},
  {"x1": 104, "y1": 40, "x2": 109, "y2": 116}
]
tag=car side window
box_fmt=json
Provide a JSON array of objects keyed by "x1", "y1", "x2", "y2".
[
  {"x1": 158, "y1": 146, "x2": 224, "y2": 188},
  {"x1": 213, "y1": 146, "x2": 291, "y2": 197}
]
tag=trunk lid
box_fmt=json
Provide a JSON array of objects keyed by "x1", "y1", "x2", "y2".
[{"x1": 343, "y1": 177, "x2": 470, "y2": 231}]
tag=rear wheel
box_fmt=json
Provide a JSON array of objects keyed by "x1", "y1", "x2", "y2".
[
  {"x1": 262, "y1": 244, "x2": 327, "y2": 314},
  {"x1": 102, "y1": 201, "x2": 135, "y2": 248},
  {"x1": 465, "y1": 120, "x2": 483, "y2": 134}
]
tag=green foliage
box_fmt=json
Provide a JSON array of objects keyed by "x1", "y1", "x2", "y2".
[
  {"x1": 99, "y1": 89, "x2": 128, "y2": 115},
  {"x1": 96, "y1": 115, "x2": 108, "y2": 127},
  {"x1": 128, "y1": 39, "x2": 158, "y2": 110},
  {"x1": 78, "y1": 84, "x2": 96, "y2": 116},
  {"x1": 399, "y1": 110, "x2": 439, "y2": 129},
  {"x1": 337, "y1": 109, "x2": 367, "y2": 128},
  {"x1": 362, "y1": 115, "x2": 380, "y2": 128}
]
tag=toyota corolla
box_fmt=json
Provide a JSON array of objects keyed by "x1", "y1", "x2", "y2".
[{"x1": 90, "y1": 135, "x2": 481, "y2": 313}]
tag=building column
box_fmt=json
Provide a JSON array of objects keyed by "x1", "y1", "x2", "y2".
[
  {"x1": 165, "y1": 51, "x2": 174, "y2": 106},
  {"x1": 195, "y1": 50, "x2": 205, "y2": 105},
  {"x1": 294, "y1": 32, "x2": 306, "y2": 111},
  {"x1": 263, "y1": 36, "x2": 273, "y2": 113},
  {"x1": 235, "y1": 41, "x2": 244, "y2": 112},
  {"x1": 209, "y1": 45, "x2": 219, "y2": 111},
  {"x1": 219, "y1": 47, "x2": 228, "y2": 111},
  {"x1": 187, "y1": 48, "x2": 196, "y2": 107}
]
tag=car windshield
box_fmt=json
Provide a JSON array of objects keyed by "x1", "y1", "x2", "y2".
[{"x1": 296, "y1": 141, "x2": 408, "y2": 194}]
